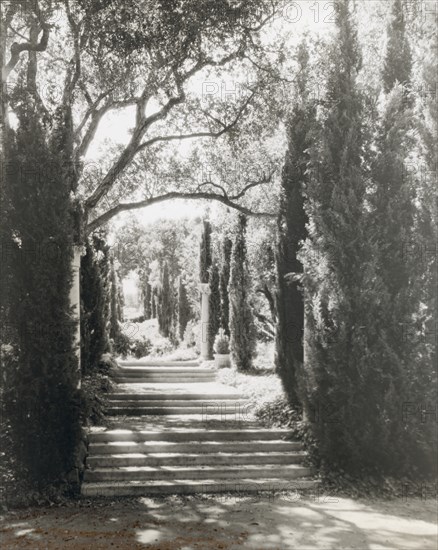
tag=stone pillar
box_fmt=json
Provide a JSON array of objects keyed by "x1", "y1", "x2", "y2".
[
  {"x1": 70, "y1": 245, "x2": 82, "y2": 388},
  {"x1": 199, "y1": 283, "x2": 211, "y2": 361}
]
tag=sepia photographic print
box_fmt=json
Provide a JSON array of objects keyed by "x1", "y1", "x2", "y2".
[{"x1": 0, "y1": 0, "x2": 436, "y2": 548}]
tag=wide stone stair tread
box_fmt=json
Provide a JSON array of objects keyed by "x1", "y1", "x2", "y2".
[
  {"x1": 85, "y1": 464, "x2": 311, "y2": 481},
  {"x1": 89, "y1": 442, "x2": 303, "y2": 456},
  {"x1": 118, "y1": 360, "x2": 200, "y2": 367},
  {"x1": 108, "y1": 393, "x2": 244, "y2": 400},
  {"x1": 87, "y1": 451, "x2": 307, "y2": 467},
  {"x1": 81, "y1": 478, "x2": 319, "y2": 496},
  {"x1": 89, "y1": 428, "x2": 292, "y2": 442}
]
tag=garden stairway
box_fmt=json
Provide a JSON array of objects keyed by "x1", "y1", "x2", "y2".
[{"x1": 81, "y1": 360, "x2": 317, "y2": 497}]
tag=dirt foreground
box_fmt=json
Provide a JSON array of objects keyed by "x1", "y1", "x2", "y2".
[{"x1": 0, "y1": 493, "x2": 436, "y2": 550}]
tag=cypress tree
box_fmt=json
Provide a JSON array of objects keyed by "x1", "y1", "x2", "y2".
[
  {"x1": 208, "y1": 263, "x2": 221, "y2": 357},
  {"x1": 229, "y1": 215, "x2": 257, "y2": 371},
  {"x1": 275, "y1": 40, "x2": 315, "y2": 408},
  {"x1": 382, "y1": 0, "x2": 412, "y2": 94},
  {"x1": 199, "y1": 220, "x2": 212, "y2": 283},
  {"x1": 151, "y1": 287, "x2": 157, "y2": 318},
  {"x1": 158, "y1": 263, "x2": 172, "y2": 338},
  {"x1": 109, "y1": 258, "x2": 121, "y2": 342},
  {"x1": 80, "y1": 235, "x2": 111, "y2": 375},
  {"x1": 116, "y1": 284, "x2": 124, "y2": 322},
  {"x1": 220, "y1": 237, "x2": 232, "y2": 336},
  {"x1": 303, "y1": 0, "x2": 379, "y2": 472},
  {"x1": 365, "y1": 0, "x2": 436, "y2": 473},
  {"x1": 3, "y1": 103, "x2": 81, "y2": 486},
  {"x1": 144, "y1": 282, "x2": 152, "y2": 320},
  {"x1": 178, "y1": 277, "x2": 191, "y2": 340}
]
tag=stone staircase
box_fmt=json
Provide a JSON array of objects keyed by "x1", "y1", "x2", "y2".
[{"x1": 81, "y1": 360, "x2": 316, "y2": 497}]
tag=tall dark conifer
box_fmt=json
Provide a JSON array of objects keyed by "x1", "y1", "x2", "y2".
[
  {"x1": 229, "y1": 215, "x2": 256, "y2": 371},
  {"x1": 208, "y1": 263, "x2": 221, "y2": 357},
  {"x1": 3, "y1": 103, "x2": 81, "y2": 485},
  {"x1": 80, "y1": 235, "x2": 111, "y2": 375},
  {"x1": 158, "y1": 262, "x2": 172, "y2": 338},
  {"x1": 178, "y1": 277, "x2": 191, "y2": 340},
  {"x1": 220, "y1": 237, "x2": 232, "y2": 336},
  {"x1": 382, "y1": 0, "x2": 412, "y2": 94},
  {"x1": 366, "y1": 0, "x2": 436, "y2": 473},
  {"x1": 275, "y1": 40, "x2": 314, "y2": 408},
  {"x1": 199, "y1": 220, "x2": 212, "y2": 284},
  {"x1": 144, "y1": 282, "x2": 152, "y2": 320},
  {"x1": 109, "y1": 258, "x2": 121, "y2": 342},
  {"x1": 303, "y1": 0, "x2": 379, "y2": 472}
]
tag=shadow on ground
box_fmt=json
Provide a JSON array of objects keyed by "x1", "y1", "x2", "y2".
[{"x1": 0, "y1": 494, "x2": 436, "y2": 549}]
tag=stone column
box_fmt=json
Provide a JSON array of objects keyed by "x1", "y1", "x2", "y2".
[
  {"x1": 199, "y1": 283, "x2": 211, "y2": 361},
  {"x1": 70, "y1": 245, "x2": 83, "y2": 388}
]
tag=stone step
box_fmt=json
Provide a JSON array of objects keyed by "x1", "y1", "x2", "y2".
[
  {"x1": 106, "y1": 399, "x2": 249, "y2": 408},
  {"x1": 85, "y1": 464, "x2": 312, "y2": 482},
  {"x1": 89, "y1": 441, "x2": 302, "y2": 455},
  {"x1": 87, "y1": 451, "x2": 307, "y2": 468},
  {"x1": 114, "y1": 376, "x2": 215, "y2": 384},
  {"x1": 116, "y1": 367, "x2": 215, "y2": 374},
  {"x1": 119, "y1": 361, "x2": 200, "y2": 367},
  {"x1": 109, "y1": 393, "x2": 244, "y2": 401},
  {"x1": 81, "y1": 478, "x2": 319, "y2": 497},
  {"x1": 89, "y1": 429, "x2": 291, "y2": 443},
  {"x1": 106, "y1": 406, "x2": 253, "y2": 416}
]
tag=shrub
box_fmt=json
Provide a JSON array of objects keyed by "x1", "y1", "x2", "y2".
[
  {"x1": 130, "y1": 338, "x2": 152, "y2": 359},
  {"x1": 214, "y1": 329, "x2": 230, "y2": 354},
  {"x1": 112, "y1": 331, "x2": 131, "y2": 357},
  {"x1": 131, "y1": 315, "x2": 146, "y2": 323}
]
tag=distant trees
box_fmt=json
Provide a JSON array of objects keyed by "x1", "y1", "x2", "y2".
[{"x1": 229, "y1": 215, "x2": 257, "y2": 370}]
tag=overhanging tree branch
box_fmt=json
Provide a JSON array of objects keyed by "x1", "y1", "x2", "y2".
[
  {"x1": 82, "y1": 48, "x2": 254, "y2": 214},
  {"x1": 86, "y1": 190, "x2": 276, "y2": 234}
]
